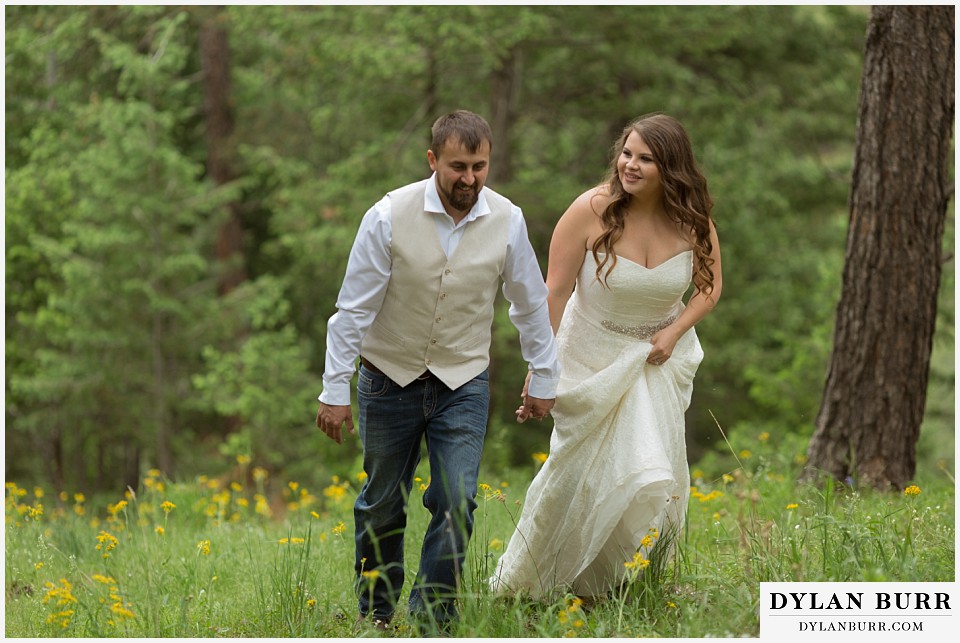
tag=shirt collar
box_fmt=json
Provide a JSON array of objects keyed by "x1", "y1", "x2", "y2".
[{"x1": 424, "y1": 172, "x2": 490, "y2": 225}]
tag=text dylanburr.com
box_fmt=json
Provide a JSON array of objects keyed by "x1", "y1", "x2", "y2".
[{"x1": 760, "y1": 582, "x2": 955, "y2": 640}]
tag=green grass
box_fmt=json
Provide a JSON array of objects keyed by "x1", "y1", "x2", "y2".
[{"x1": 5, "y1": 450, "x2": 954, "y2": 638}]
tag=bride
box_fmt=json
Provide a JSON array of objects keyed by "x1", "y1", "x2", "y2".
[{"x1": 492, "y1": 113, "x2": 722, "y2": 598}]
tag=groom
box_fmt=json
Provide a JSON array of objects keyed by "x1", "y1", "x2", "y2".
[{"x1": 316, "y1": 110, "x2": 558, "y2": 630}]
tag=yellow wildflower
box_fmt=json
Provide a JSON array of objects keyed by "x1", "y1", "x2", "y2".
[
  {"x1": 323, "y1": 483, "x2": 347, "y2": 502},
  {"x1": 531, "y1": 452, "x2": 548, "y2": 465},
  {"x1": 786, "y1": 503, "x2": 799, "y2": 510},
  {"x1": 332, "y1": 521, "x2": 346, "y2": 536},
  {"x1": 236, "y1": 454, "x2": 252, "y2": 465},
  {"x1": 46, "y1": 609, "x2": 74, "y2": 628},
  {"x1": 196, "y1": 539, "x2": 211, "y2": 556},
  {"x1": 624, "y1": 552, "x2": 650, "y2": 570},
  {"x1": 95, "y1": 531, "x2": 119, "y2": 558},
  {"x1": 691, "y1": 488, "x2": 724, "y2": 503},
  {"x1": 92, "y1": 574, "x2": 116, "y2": 585},
  {"x1": 254, "y1": 494, "x2": 272, "y2": 517},
  {"x1": 362, "y1": 569, "x2": 380, "y2": 580},
  {"x1": 489, "y1": 538, "x2": 504, "y2": 551},
  {"x1": 42, "y1": 578, "x2": 77, "y2": 607},
  {"x1": 107, "y1": 500, "x2": 128, "y2": 517},
  {"x1": 35, "y1": 562, "x2": 44, "y2": 570},
  {"x1": 253, "y1": 467, "x2": 269, "y2": 482},
  {"x1": 161, "y1": 501, "x2": 176, "y2": 513},
  {"x1": 357, "y1": 471, "x2": 368, "y2": 482},
  {"x1": 904, "y1": 485, "x2": 921, "y2": 496},
  {"x1": 758, "y1": 432, "x2": 770, "y2": 442},
  {"x1": 739, "y1": 449, "x2": 752, "y2": 459},
  {"x1": 155, "y1": 526, "x2": 165, "y2": 536},
  {"x1": 110, "y1": 601, "x2": 136, "y2": 620}
]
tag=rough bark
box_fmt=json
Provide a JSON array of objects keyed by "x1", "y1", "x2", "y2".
[{"x1": 805, "y1": 6, "x2": 954, "y2": 490}]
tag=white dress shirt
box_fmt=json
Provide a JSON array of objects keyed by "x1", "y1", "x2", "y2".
[{"x1": 319, "y1": 173, "x2": 559, "y2": 406}]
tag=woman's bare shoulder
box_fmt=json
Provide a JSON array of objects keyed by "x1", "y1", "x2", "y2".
[{"x1": 566, "y1": 185, "x2": 612, "y2": 220}]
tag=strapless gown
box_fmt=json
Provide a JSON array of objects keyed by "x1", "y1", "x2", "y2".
[{"x1": 491, "y1": 250, "x2": 703, "y2": 598}]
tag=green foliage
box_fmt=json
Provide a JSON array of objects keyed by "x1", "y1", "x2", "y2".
[
  {"x1": 6, "y1": 9, "x2": 225, "y2": 487},
  {"x1": 4, "y1": 5, "x2": 951, "y2": 493},
  {"x1": 190, "y1": 276, "x2": 322, "y2": 471}
]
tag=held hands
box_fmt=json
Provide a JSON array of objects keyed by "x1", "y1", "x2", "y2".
[
  {"x1": 515, "y1": 370, "x2": 556, "y2": 423},
  {"x1": 316, "y1": 403, "x2": 354, "y2": 444}
]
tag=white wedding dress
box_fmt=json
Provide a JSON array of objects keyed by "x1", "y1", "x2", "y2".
[{"x1": 491, "y1": 250, "x2": 703, "y2": 598}]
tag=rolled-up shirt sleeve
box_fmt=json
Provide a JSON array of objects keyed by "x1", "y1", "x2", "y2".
[
  {"x1": 319, "y1": 197, "x2": 392, "y2": 406},
  {"x1": 501, "y1": 205, "x2": 560, "y2": 399}
]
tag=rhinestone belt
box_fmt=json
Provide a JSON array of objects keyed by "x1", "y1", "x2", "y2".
[{"x1": 600, "y1": 315, "x2": 677, "y2": 340}]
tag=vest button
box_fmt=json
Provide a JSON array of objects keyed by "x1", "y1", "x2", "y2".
[
  {"x1": 444, "y1": 269, "x2": 451, "y2": 275},
  {"x1": 435, "y1": 316, "x2": 442, "y2": 322},
  {"x1": 440, "y1": 292, "x2": 447, "y2": 299},
  {"x1": 431, "y1": 339, "x2": 437, "y2": 344}
]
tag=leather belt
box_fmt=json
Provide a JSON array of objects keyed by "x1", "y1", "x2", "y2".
[{"x1": 360, "y1": 357, "x2": 432, "y2": 381}]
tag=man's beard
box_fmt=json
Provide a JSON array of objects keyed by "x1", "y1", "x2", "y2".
[{"x1": 443, "y1": 182, "x2": 479, "y2": 213}]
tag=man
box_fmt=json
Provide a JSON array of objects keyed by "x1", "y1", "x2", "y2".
[{"x1": 316, "y1": 110, "x2": 558, "y2": 630}]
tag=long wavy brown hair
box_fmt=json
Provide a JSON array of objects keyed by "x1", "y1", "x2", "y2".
[{"x1": 591, "y1": 113, "x2": 716, "y2": 298}]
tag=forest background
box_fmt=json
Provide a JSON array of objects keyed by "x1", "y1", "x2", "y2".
[{"x1": 4, "y1": 5, "x2": 955, "y2": 497}]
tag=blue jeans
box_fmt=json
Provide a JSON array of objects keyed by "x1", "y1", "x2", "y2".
[{"x1": 354, "y1": 365, "x2": 489, "y2": 624}]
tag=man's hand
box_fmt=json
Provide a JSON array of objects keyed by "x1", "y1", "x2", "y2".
[
  {"x1": 516, "y1": 395, "x2": 556, "y2": 424},
  {"x1": 316, "y1": 403, "x2": 354, "y2": 444}
]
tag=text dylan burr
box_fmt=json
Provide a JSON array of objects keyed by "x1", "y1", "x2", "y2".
[{"x1": 769, "y1": 592, "x2": 951, "y2": 611}]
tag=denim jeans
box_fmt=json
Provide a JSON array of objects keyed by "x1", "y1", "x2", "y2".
[{"x1": 353, "y1": 365, "x2": 489, "y2": 624}]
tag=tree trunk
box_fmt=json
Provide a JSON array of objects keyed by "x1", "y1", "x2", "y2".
[
  {"x1": 199, "y1": 10, "x2": 245, "y2": 295},
  {"x1": 489, "y1": 46, "x2": 522, "y2": 185},
  {"x1": 805, "y1": 6, "x2": 954, "y2": 491}
]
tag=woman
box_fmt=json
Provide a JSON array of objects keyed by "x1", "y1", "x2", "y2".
[{"x1": 492, "y1": 113, "x2": 722, "y2": 598}]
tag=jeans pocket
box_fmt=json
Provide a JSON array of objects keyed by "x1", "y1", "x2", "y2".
[{"x1": 358, "y1": 367, "x2": 392, "y2": 398}]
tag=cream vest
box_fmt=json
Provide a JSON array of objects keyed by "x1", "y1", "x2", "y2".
[{"x1": 360, "y1": 179, "x2": 512, "y2": 389}]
